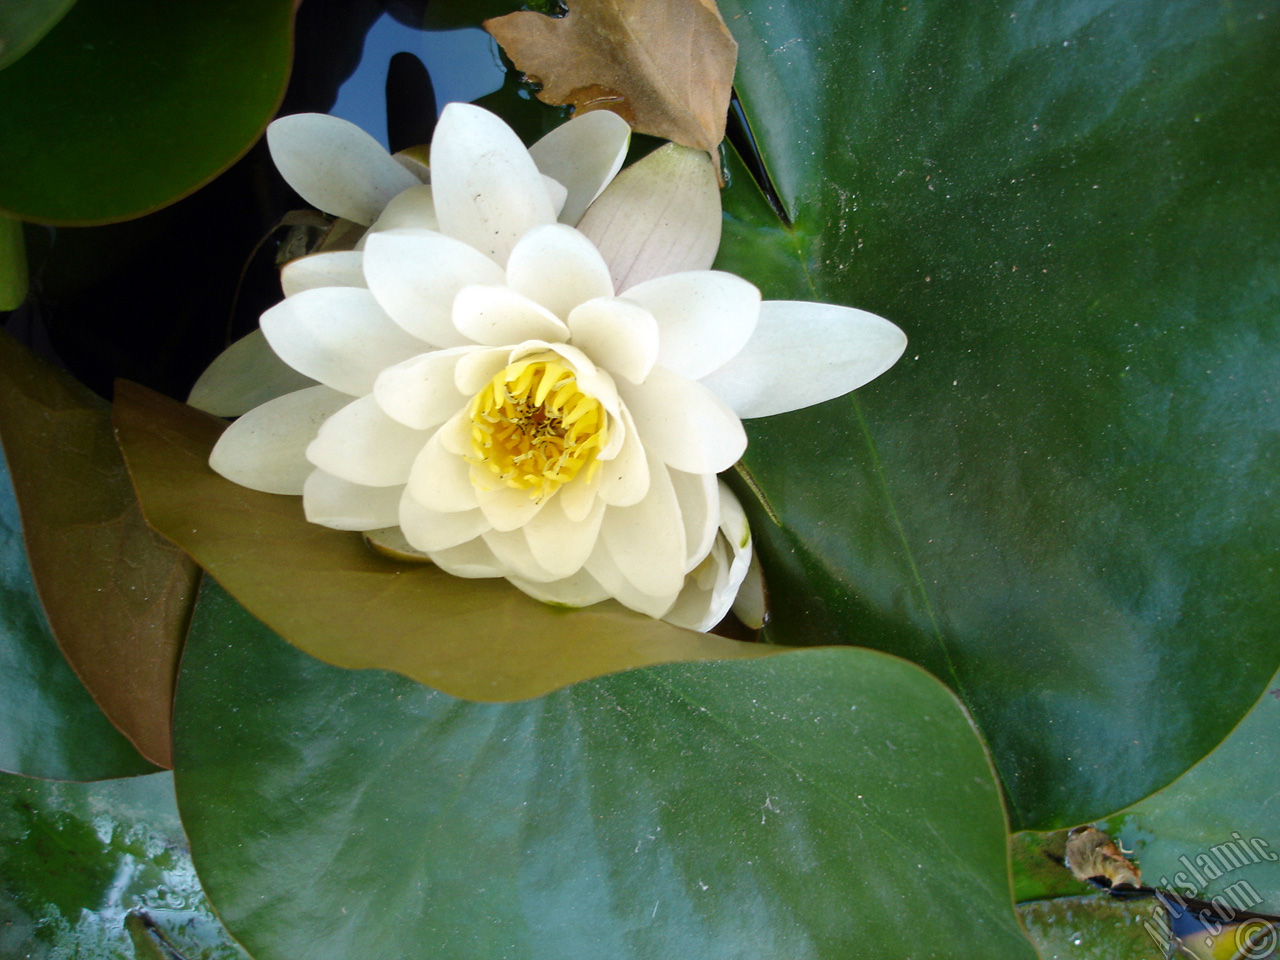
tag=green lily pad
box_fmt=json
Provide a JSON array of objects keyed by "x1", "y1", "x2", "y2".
[
  {"x1": 715, "y1": 0, "x2": 1280, "y2": 829},
  {"x1": 1017, "y1": 896, "x2": 1159, "y2": 960},
  {"x1": 0, "y1": 770, "x2": 250, "y2": 959},
  {"x1": 173, "y1": 577, "x2": 1037, "y2": 960},
  {"x1": 0, "y1": 0, "x2": 75, "y2": 71},
  {"x1": 114, "y1": 381, "x2": 774, "y2": 702},
  {"x1": 0, "y1": 0, "x2": 294, "y2": 224},
  {"x1": 0, "y1": 446, "x2": 156, "y2": 781}
]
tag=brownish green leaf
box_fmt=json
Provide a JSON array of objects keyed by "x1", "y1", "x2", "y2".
[
  {"x1": 0, "y1": 216, "x2": 25, "y2": 310},
  {"x1": 0, "y1": 333, "x2": 197, "y2": 768},
  {"x1": 485, "y1": 0, "x2": 736, "y2": 152},
  {"x1": 113, "y1": 381, "x2": 775, "y2": 702}
]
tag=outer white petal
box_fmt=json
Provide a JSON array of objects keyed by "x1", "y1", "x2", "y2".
[
  {"x1": 430, "y1": 102, "x2": 557, "y2": 264},
  {"x1": 732, "y1": 549, "x2": 767, "y2": 629},
  {"x1": 542, "y1": 175, "x2": 568, "y2": 219},
  {"x1": 399, "y1": 492, "x2": 490, "y2": 552},
  {"x1": 596, "y1": 404, "x2": 648, "y2": 507},
  {"x1": 698, "y1": 300, "x2": 909, "y2": 418},
  {"x1": 529, "y1": 110, "x2": 631, "y2": 227},
  {"x1": 585, "y1": 542, "x2": 678, "y2": 619},
  {"x1": 619, "y1": 367, "x2": 746, "y2": 474},
  {"x1": 302, "y1": 471, "x2": 403, "y2": 530},
  {"x1": 599, "y1": 457, "x2": 686, "y2": 600},
  {"x1": 373, "y1": 347, "x2": 473, "y2": 431},
  {"x1": 365, "y1": 184, "x2": 439, "y2": 235},
  {"x1": 566, "y1": 297, "x2": 659, "y2": 385},
  {"x1": 260, "y1": 287, "x2": 430, "y2": 397},
  {"x1": 664, "y1": 485, "x2": 753, "y2": 632},
  {"x1": 622, "y1": 271, "x2": 761, "y2": 381},
  {"x1": 482, "y1": 528, "x2": 560, "y2": 583},
  {"x1": 452, "y1": 285, "x2": 569, "y2": 345},
  {"x1": 430, "y1": 538, "x2": 508, "y2": 579},
  {"x1": 208, "y1": 385, "x2": 350, "y2": 495},
  {"x1": 577, "y1": 142, "x2": 721, "y2": 293},
  {"x1": 505, "y1": 224, "x2": 614, "y2": 319},
  {"x1": 267, "y1": 113, "x2": 420, "y2": 225},
  {"x1": 406, "y1": 427, "x2": 479, "y2": 512},
  {"x1": 669, "y1": 469, "x2": 719, "y2": 573},
  {"x1": 363, "y1": 229, "x2": 506, "y2": 347},
  {"x1": 188, "y1": 329, "x2": 316, "y2": 417},
  {"x1": 305, "y1": 394, "x2": 429, "y2": 487},
  {"x1": 280, "y1": 251, "x2": 366, "y2": 297},
  {"x1": 522, "y1": 495, "x2": 605, "y2": 579},
  {"x1": 507, "y1": 568, "x2": 611, "y2": 609}
]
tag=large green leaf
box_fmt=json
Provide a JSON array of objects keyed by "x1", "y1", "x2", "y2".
[
  {"x1": 0, "y1": 447, "x2": 156, "y2": 781},
  {"x1": 0, "y1": 770, "x2": 250, "y2": 959},
  {"x1": 174, "y1": 578, "x2": 1036, "y2": 960},
  {"x1": 0, "y1": 333, "x2": 198, "y2": 768},
  {"x1": 0, "y1": 0, "x2": 294, "y2": 224},
  {"x1": 0, "y1": 0, "x2": 75, "y2": 71},
  {"x1": 715, "y1": 0, "x2": 1280, "y2": 829},
  {"x1": 114, "y1": 381, "x2": 773, "y2": 701}
]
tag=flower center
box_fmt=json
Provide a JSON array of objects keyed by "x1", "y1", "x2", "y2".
[{"x1": 467, "y1": 352, "x2": 609, "y2": 501}]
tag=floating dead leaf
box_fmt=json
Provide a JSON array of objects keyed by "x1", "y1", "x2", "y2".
[
  {"x1": 113, "y1": 381, "x2": 776, "y2": 702},
  {"x1": 485, "y1": 0, "x2": 737, "y2": 153},
  {"x1": 0, "y1": 333, "x2": 198, "y2": 767}
]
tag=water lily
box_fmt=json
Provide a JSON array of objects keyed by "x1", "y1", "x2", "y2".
[{"x1": 200, "y1": 102, "x2": 906, "y2": 627}]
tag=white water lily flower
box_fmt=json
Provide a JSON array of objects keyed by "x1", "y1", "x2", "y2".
[{"x1": 204, "y1": 102, "x2": 906, "y2": 627}]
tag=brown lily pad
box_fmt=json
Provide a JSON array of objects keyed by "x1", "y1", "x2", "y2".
[
  {"x1": 113, "y1": 381, "x2": 775, "y2": 702},
  {"x1": 0, "y1": 333, "x2": 197, "y2": 767}
]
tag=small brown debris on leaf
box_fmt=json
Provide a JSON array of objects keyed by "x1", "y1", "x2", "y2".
[
  {"x1": 1064, "y1": 826, "x2": 1142, "y2": 890},
  {"x1": 485, "y1": 0, "x2": 738, "y2": 153}
]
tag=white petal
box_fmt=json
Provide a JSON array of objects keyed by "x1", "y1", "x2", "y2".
[
  {"x1": 430, "y1": 102, "x2": 556, "y2": 264},
  {"x1": 482, "y1": 528, "x2": 560, "y2": 583},
  {"x1": 507, "y1": 568, "x2": 611, "y2": 609},
  {"x1": 208, "y1": 385, "x2": 351, "y2": 494},
  {"x1": 188, "y1": 329, "x2": 316, "y2": 417},
  {"x1": 454, "y1": 345, "x2": 516, "y2": 395},
  {"x1": 599, "y1": 457, "x2": 686, "y2": 599},
  {"x1": 305, "y1": 394, "x2": 430, "y2": 487},
  {"x1": 430, "y1": 538, "x2": 507, "y2": 579},
  {"x1": 543, "y1": 175, "x2": 568, "y2": 219},
  {"x1": 280, "y1": 251, "x2": 366, "y2": 298},
  {"x1": 406, "y1": 426, "x2": 478, "y2": 512},
  {"x1": 523, "y1": 495, "x2": 605, "y2": 579},
  {"x1": 363, "y1": 229, "x2": 507, "y2": 347},
  {"x1": 267, "y1": 113, "x2": 420, "y2": 225},
  {"x1": 622, "y1": 271, "x2": 760, "y2": 380},
  {"x1": 473, "y1": 483, "x2": 546, "y2": 532},
  {"x1": 505, "y1": 224, "x2": 614, "y2": 319},
  {"x1": 452, "y1": 285, "x2": 569, "y2": 345},
  {"x1": 577, "y1": 142, "x2": 721, "y2": 292},
  {"x1": 366, "y1": 184, "x2": 439, "y2": 235},
  {"x1": 364, "y1": 526, "x2": 432, "y2": 563},
  {"x1": 302, "y1": 471, "x2": 403, "y2": 530},
  {"x1": 566, "y1": 297, "x2": 659, "y2": 386},
  {"x1": 559, "y1": 467, "x2": 600, "y2": 522},
  {"x1": 619, "y1": 367, "x2": 746, "y2": 474},
  {"x1": 699, "y1": 300, "x2": 908, "y2": 418},
  {"x1": 731, "y1": 549, "x2": 767, "y2": 629},
  {"x1": 585, "y1": 542, "x2": 678, "y2": 619},
  {"x1": 663, "y1": 540, "x2": 733, "y2": 632},
  {"x1": 530, "y1": 110, "x2": 632, "y2": 226},
  {"x1": 399, "y1": 492, "x2": 490, "y2": 552},
  {"x1": 373, "y1": 347, "x2": 472, "y2": 430},
  {"x1": 597, "y1": 405, "x2": 649, "y2": 507},
  {"x1": 260, "y1": 287, "x2": 431, "y2": 396},
  {"x1": 669, "y1": 469, "x2": 719, "y2": 572},
  {"x1": 436, "y1": 408, "x2": 475, "y2": 456}
]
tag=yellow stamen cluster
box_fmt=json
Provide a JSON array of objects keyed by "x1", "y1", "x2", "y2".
[{"x1": 467, "y1": 352, "x2": 609, "y2": 501}]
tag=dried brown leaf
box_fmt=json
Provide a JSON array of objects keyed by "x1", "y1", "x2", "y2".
[
  {"x1": 485, "y1": 0, "x2": 737, "y2": 152},
  {"x1": 113, "y1": 381, "x2": 775, "y2": 702},
  {"x1": 0, "y1": 333, "x2": 198, "y2": 767}
]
